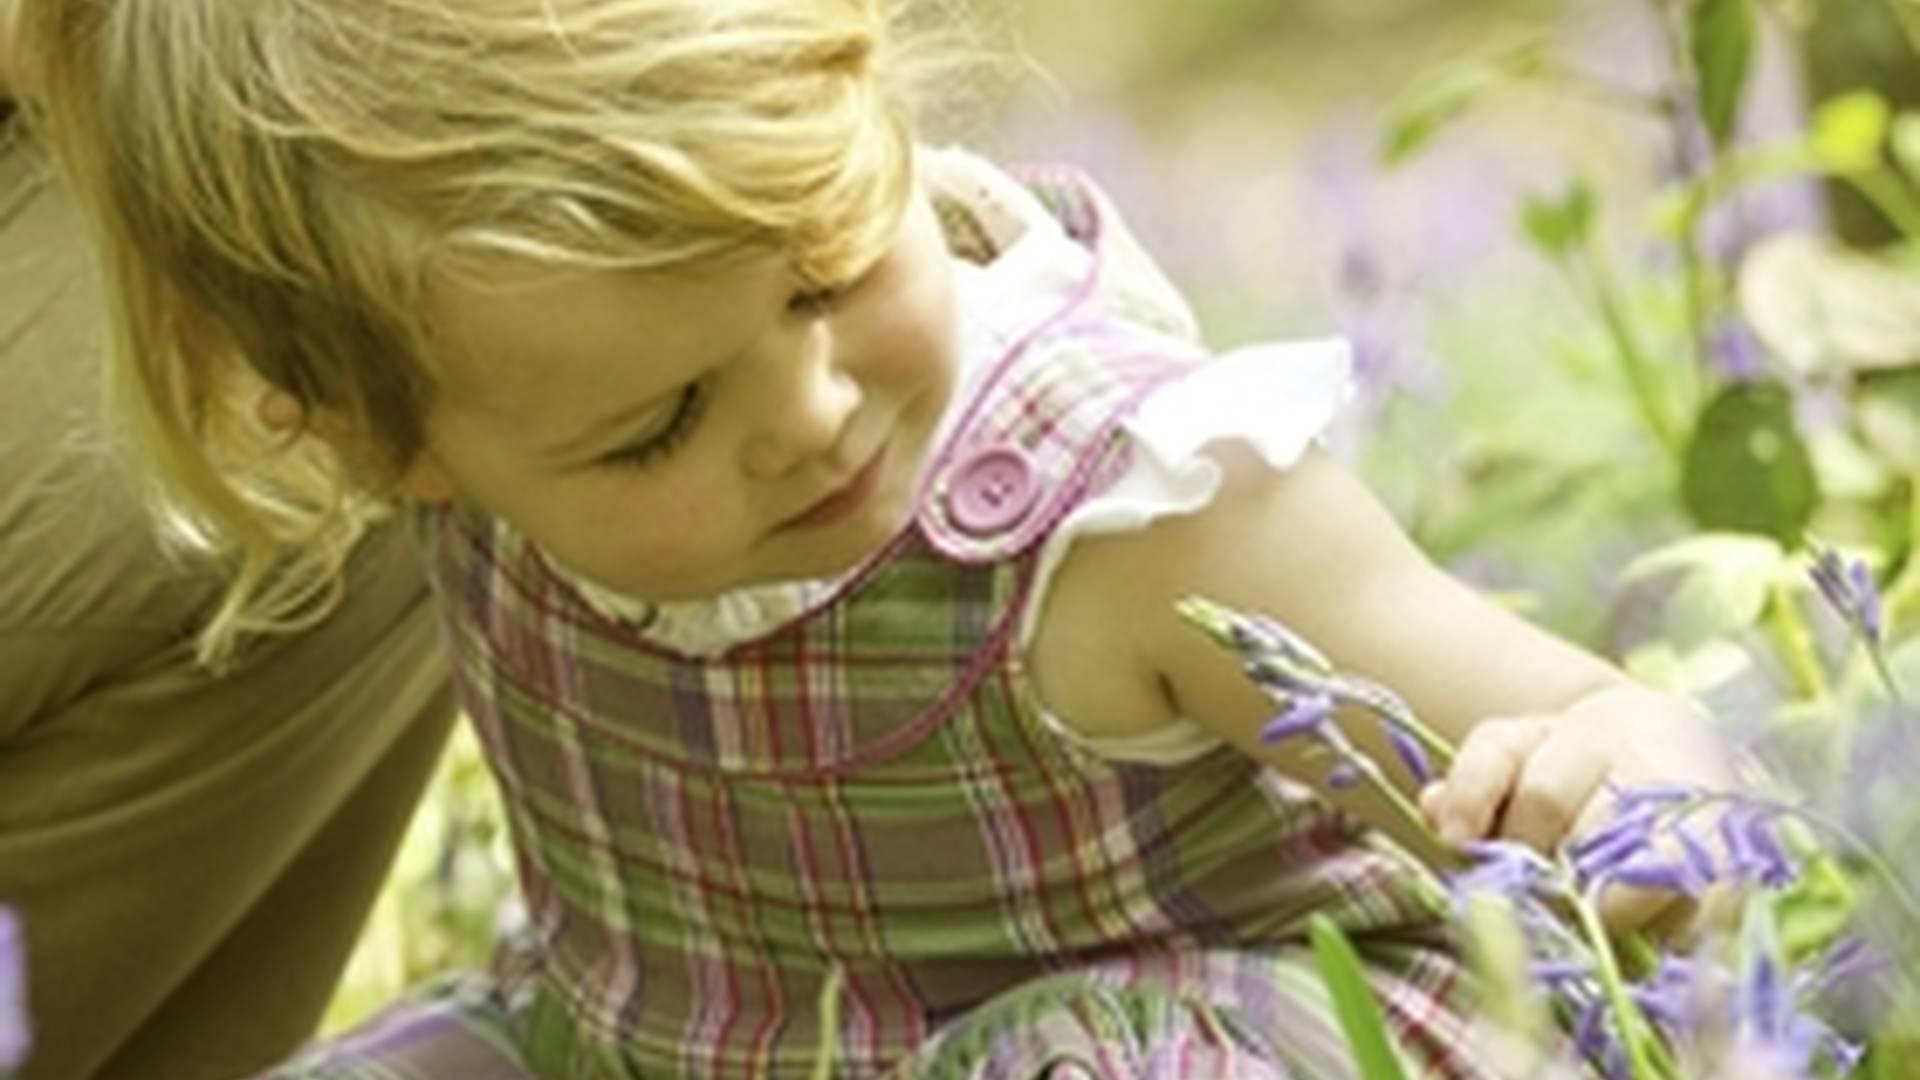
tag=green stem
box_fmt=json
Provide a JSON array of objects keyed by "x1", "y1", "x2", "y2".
[
  {"x1": 1570, "y1": 876, "x2": 1670, "y2": 1079},
  {"x1": 1363, "y1": 692, "x2": 1459, "y2": 768},
  {"x1": 1352, "y1": 756, "x2": 1441, "y2": 842},
  {"x1": 1678, "y1": 217, "x2": 1712, "y2": 385},
  {"x1": 1878, "y1": 0, "x2": 1920, "y2": 54},
  {"x1": 1765, "y1": 580, "x2": 1831, "y2": 703},
  {"x1": 1848, "y1": 167, "x2": 1920, "y2": 241},
  {"x1": 1570, "y1": 253, "x2": 1682, "y2": 454},
  {"x1": 1883, "y1": 480, "x2": 1920, "y2": 638},
  {"x1": 1867, "y1": 642, "x2": 1906, "y2": 705},
  {"x1": 1538, "y1": 63, "x2": 1675, "y2": 116},
  {"x1": 1652, "y1": 0, "x2": 1717, "y2": 392}
]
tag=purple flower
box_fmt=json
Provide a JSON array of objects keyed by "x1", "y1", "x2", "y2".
[
  {"x1": 1230, "y1": 613, "x2": 1336, "y2": 683},
  {"x1": 1631, "y1": 954, "x2": 1702, "y2": 1032},
  {"x1": 1733, "y1": 951, "x2": 1827, "y2": 1076},
  {"x1": 1569, "y1": 808, "x2": 1660, "y2": 886},
  {"x1": 1604, "y1": 857, "x2": 1706, "y2": 897},
  {"x1": 1570, "y1": 999, "x2": 1630, "y2": 1080},
  {"x1": 1531, "y1": 959, "x2": 1592, "y2": 988},
  {"x1": 1451, "y1": 840, "x2": 1559, "y2": 911},
  {"x1": 1384, "y1": 722, "x2": 1433, "y2": 785},
  {"x1": 0, "y1": 906, "x2": 28, "y2": 1071},
  {"x1": 1260, "y1": 693, "x2": 1336, "y2": 745},
  {"x1": 1675, "y1": 823, "x2": 1718, "y2": 883},
  {"x1": 1847, "y1": 559, "x2": 1883, "y2": 644},
  {"x1": 1710, "y1": 316, "x2": 1766, "y2": 382},
  {"x1": 1720, "y1": 807, "x2": 1797, "y2": 888},
  {"x1": 1808, "y1": 543, "x2": 1884, "y2": 646}
]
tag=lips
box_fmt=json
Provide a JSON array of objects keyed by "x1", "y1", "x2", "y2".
[{"x1": 779, "y1": 445, "x2": 888, "y2": 531}]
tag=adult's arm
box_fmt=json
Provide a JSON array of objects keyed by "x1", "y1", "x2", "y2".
[{"x1": 0, "y1": 116, "x2": 458, "y2": 1080}]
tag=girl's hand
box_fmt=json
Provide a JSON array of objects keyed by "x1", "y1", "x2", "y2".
[{"x1": 1417, "y1": 684, "x2": 1740, "y2": 934}]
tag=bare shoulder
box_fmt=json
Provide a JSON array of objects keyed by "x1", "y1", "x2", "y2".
[{"x1": 1023, "y1": 441, "x2": 1384, "y2": 740}]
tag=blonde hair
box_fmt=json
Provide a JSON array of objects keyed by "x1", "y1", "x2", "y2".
[{"x1": 14, "y1": 0, "x2": 949, "y2": 668}]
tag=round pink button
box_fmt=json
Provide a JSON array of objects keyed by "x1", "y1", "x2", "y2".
[{"x1": 946, "y1": 445, "x2": 1040, "y2": 537}]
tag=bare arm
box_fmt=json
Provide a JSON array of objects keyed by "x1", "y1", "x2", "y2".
[{"x1": 1036, "y1": 442, "x2": 1730, "y2": 889}]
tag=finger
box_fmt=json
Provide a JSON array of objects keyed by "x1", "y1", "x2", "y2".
[
  {"x1": 1427, "y1": 718, "x2": 1549, "y2": 847},
  {"x1": 1495, "y1": 730, "x2": 1610, "y2": 853},
  {"x1": 1595, "y1": 879, "x2": 1686, "y2": 939}
]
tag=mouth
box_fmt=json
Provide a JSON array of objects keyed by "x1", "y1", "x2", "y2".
[{"x1": 778, "y1": 444, "x2": 889, "y2": 532}]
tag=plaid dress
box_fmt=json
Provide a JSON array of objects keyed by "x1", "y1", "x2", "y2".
[{"x1": 269, "y1": 166, "x2": 1502, "y2": 1079}]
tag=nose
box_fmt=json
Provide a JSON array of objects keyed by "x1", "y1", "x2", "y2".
[{"x1": 740, "y1": 321, "x2": 860, "y2": 479}]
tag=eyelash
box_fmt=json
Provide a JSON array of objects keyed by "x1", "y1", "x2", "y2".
[
  {"x1": 598, "y1": 276, "x2": 852, "y2": 470},
  {"x1": 602, "y1": 382, "x2": 709, "y2": 469}
]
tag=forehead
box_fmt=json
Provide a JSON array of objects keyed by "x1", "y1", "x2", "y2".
[{"x1": 427, "y1": 253, "x2": 785, "y2": 413}]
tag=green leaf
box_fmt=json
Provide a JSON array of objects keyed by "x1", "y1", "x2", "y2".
[
  {"x1": 1896, "y1": 111, "x2": 1920, "y2": 183},
  {"x1": 1308, "y1": 914, "x2": 1413, "y2": 1080},
  {"x1": 1681, "y1": 381, "x2": 1819, "y2": 544},
  {"x1": 1622, "y1": 532, "x2": 1787, "y2": 646},
  {"x1": 1774, "y1": 854, "x2": 1859, "y2": 961},
  {"x1": 1622, "y1": 638, "x2": 1754, "y2": 695},
  {"x1": 1380, "y1": 42, "x2": 1546, "y2": 168},
  {"x1": 1856, "y1": 366, "x2": 1920, "y2": 470},
  {"x1": 1812, "y1": 91, "x2": 1893, "y2": 174},
  {"x1": 1461, "y1": 895, "x2": 1552, "y2": 1043},
  {"x1": 1692, "y1": 0, "x2": 1756, "y2": 147},
  {"x1": 1520, "y1": 181, "x2": 1597, "y2": 261}
]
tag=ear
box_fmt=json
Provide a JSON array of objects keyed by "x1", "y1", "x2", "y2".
[{"x1": 397, "y1": 452, "x2": 459, "y2": 504}]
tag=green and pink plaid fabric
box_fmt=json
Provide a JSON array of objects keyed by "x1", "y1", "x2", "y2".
[{"x1": 271, "y1": 168, "x2": 1505, "y2": 1079}]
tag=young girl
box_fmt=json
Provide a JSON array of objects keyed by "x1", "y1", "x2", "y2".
[{"x1": 13, "y1": 0, "x2": 1732, "y2": 1076}]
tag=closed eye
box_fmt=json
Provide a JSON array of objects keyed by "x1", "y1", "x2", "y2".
[{"x1": 600, "y1": 382, "x2": 708, "y2": 469}]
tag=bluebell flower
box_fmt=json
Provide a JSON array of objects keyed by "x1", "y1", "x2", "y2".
[
  {"x1": 1719, "y1": 806, "x2": 1797, "y2": 889},
  {"x1": 1384, "y1": 721, "x2": 1434, "y2": 785},
  {"x1": 1732, "y1": 951, "x2": 1829, "y2": 1077},
  {"x1": 1847, "y1": 559, "x2": 1883, "y2": 645},
  {"x1": 1630, "y1": 954, "x2": 1702, "y2": 1033},
  {"x1": 1568, "y1": 807, "x2": 1661, "y2": 886},
  {"x1": 1674, "y1": 823, "x2": 1718, "y2": 886},
  {"x1": 1451, "y1": 841, "x2": 1560, "y2": 913},
  {"x1": 1570, "y1": 998, "x2": 1631, "y2": 1080},
  {"x1": 1530, "y1": 959, "x2": 1592, "y2": 988},
  {"x1": 1808, "y1": 542, "x2": 1884, "y2": 647},
  {"x1": 1710, "y1": 316, "x2": 1766, "y2": 383},
  {"x1": 0, "y1": 906, "x2": 27, "y2": 1071},
  {"x1": 1260, "y1": 693, "x2": 1336, "y2": 744},
  {"x1": 1603, "y1": 856, "x2": 1707, "y2": 898}
]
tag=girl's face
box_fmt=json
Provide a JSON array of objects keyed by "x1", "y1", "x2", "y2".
[{"x1": 411, "y1": 187, "x2": 960, "y2": 602}]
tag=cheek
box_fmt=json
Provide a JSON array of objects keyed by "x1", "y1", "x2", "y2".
[
  {"x1": 555, "y1": 476, "x2": 748, "y2": 589},
  {"x1": 867, "y1": 283, "x2": 959, "y2": 397}
]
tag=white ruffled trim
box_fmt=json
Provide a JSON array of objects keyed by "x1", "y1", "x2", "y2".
[
  {"x1": 1026, "y1": 340, "x2": 1356, "y2": 765},
  {"x1": 570, "y1": 574, "x2": 846, "y2": 658}
]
